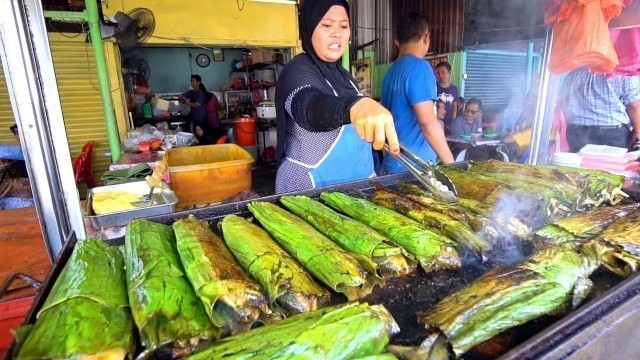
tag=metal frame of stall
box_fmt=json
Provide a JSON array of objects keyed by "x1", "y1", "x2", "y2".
[{"x1": 0, "y1": 0, "x2": 86, "y2": 259}]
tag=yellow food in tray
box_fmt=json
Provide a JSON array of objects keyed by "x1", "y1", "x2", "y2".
[{"x1": 92, "y1": 191, "x2": 141, "y2": 215}]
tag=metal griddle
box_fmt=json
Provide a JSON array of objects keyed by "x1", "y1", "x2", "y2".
[{"x1": 6, "y1": 171, "x2": 640, "y2": 360}]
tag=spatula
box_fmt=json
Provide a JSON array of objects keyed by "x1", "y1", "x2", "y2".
[{"x1": 131, "y1": 186, "x2": 155, "y2": 207}]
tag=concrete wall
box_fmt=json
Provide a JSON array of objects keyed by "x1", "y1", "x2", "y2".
[{"x1": 139, "y1": 47, "x2": 245, "y2": 93}]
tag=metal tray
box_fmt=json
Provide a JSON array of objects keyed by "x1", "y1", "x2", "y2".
[{"x1": 86, "y1": 181, "x2": 178, "y2": 228}]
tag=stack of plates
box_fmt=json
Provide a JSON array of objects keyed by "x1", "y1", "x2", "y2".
[{"x1": 551, "y1": 152, "x2": 583, "y2": 168}]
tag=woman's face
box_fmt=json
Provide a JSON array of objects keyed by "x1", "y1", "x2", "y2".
[{"x1": 311, "y1": 5, "x2": 350, "y2": 63}]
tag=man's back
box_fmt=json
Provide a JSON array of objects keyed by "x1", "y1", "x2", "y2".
[{"x1": 381, "y1": 54, "x2": 438, "y2": 173}]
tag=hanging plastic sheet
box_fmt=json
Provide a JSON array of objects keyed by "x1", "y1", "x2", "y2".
[
  {"x1": 545, "y1": 0, "x2": 624, "y2": 74},
  {"x1": 609, "y1": 27, "x2": 640, "y2": 78}
]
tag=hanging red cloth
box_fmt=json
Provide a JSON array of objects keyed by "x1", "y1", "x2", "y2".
[{"x1": 545, "y1": 0, "x2": 624, "y2": 74}]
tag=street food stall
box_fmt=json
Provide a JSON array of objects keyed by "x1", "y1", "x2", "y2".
[{"x1": 3, "y1": 0, "x2": 640, "y2": 359}]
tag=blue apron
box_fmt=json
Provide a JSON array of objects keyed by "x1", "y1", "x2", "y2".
[{"x1": 307, "y1": 124, "x2": 374, "y2": 188}]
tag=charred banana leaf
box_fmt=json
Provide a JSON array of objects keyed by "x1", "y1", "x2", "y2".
[
  {"x1": 248, "y1": 201, "x2": 382, "y2": 301},
  {"x1": 187, "y1": 302, "x2": 399, "y2": 360},
  {"x1": 125, "y1": 219, "x2": 218, "y2": 350},
  {"x1": 437, "y1": 166, "x2": 546, "y2": 225},
  {"x1": 220, "y1": 214, "x2": 329, "y2": 314},
  {"x1": 320, "y1": 192, "x2": 461, "y2": 272},
  {"x1": 472, "y1": 161, "x2": 627, "y2": 206},
  {"x1": 465, "y1": 167, "x2": 583, "y2": 218},
  {"x1": 16, "y1": 239, "x2": 134, "y2": 360},
  {"x1": 589, "y1": 208, "x2": 640, "y2": 277},
  {"x1": 418, "y1": 243, "x2": 601, "y2": 358},
  {"x1": 280, "y1": 195, "x2": 416, "y2": 277},
  {"x1": 173, "y1": 215, "x2": 271, "y2": 333},
  {"x1": 372, "y1": 188, "x2": 491, "y2": 261},
  {"x1": 544, "y1": 165, "x2": 628, "y2": 205},
  {"x1": 396, "y1": 182, "x2": 531, "y2": 240},
  {"x1": 533, "y1": 203, "x2": 640, "y2": 248}
]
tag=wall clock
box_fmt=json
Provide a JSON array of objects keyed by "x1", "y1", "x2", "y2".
[{"x1": 196, "y1": 54, "x2": 210, "y2": 68}]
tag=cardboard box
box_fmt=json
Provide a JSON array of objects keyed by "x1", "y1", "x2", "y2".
[{"x1": 252, "y1": 49, "x2": 278, "y2": 63}]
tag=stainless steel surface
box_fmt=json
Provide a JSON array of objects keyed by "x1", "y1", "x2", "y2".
[
  {"x1": 86, "y1": 181, "x2": 177, "y2": 229},
  {"x1": 383, "y1": 144, "x2": 457, "y2": 203},
  {"x1": 528, "y1": 27, "x2": 559, "y2": 166},
  {"x1": 0, "y1": 0, "x2": 86, "y2": 260}
]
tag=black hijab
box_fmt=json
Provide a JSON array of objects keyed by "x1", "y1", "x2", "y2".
[
  {"x1": 298, "y1": 0, "x2": 355, "y2": 95},
  {"x1": 276, "y1": 0, "x2": 358, "y2": 162}
]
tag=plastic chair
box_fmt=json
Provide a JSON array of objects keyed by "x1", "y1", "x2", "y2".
[{"x1": 72, "y1": 141, "x2": 96, "y2": 188}]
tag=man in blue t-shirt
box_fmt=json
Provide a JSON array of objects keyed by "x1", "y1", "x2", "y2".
[
  {"x1": 435, "y1": 61, "x2": 459, "y2": 132},
  {"x1": 381, "y1": 12, "x2": 454, "y2": 174}
]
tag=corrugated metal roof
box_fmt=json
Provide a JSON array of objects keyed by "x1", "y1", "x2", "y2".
[{"x1": 391, "y1": 0, "x2": 464, "y2": 55}]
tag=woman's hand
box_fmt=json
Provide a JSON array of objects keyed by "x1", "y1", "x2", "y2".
[{"x1": 350, "y1": 98, "x2": 400, "y2": 155}]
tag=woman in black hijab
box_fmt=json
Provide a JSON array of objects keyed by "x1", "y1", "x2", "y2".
[{"x1": 275, "y1": 0, "x2": 399, "y2": 194}]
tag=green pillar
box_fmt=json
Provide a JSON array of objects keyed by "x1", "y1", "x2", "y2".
[{"x1": 84, "y1": 1, "x2": 122, "y2": 162}]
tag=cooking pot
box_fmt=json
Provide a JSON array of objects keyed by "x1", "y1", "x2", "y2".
[{"x1": 256, "y1": 102, "x2": 276, "y2": 119}]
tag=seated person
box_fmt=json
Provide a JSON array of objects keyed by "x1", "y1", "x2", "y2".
[
  {"x1": 436, "y1": 99, "x2": 446, "y2": 129},
  {"x1": 194, "y1": 122, "x2": 227, "y2": 146},
  {"x1": 4, "y1": 124, "x2": 28, "y2": 177},
  {"x1": 450, "y1": 98, "x2": 483, "y2": 137}
]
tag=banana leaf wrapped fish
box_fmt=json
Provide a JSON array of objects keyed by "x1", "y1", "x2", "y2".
[
  {"x1": 589, "y1": 208, "x2": 640, "y2": 277},
  {"x1": 220, "y1": 214, "x2": 330, "y2": 314},
  {"x1": 320, "y1": 192, "x2": 461, "y2": 272},
  {"x1": 463, "y1": 167, "x2": 584, "y2": 218},
  {"x1": 418, "y1": 243, "x2": 601, "y2": 358},
  {"x1": 125, "y1": 219, "x2": 218, "y2": 350},
  {"x1": 248, "y1": 201, "x2": 382, "y2": 301},
  {"x1": 16, "y1": 239, "x2": 134, "y2": 360},
  {"x1": 396, "y1": 182, "x2": 531, "y2": 240},
  {"x1": 533, "y1": 203, "x2": 640, "y2": 248},
  {"x1": 437, "y1": 166, "x2": 546, "y2": 225},
  {"x1": 187, "y1": 302, "x2": 399, "y2": 360},
  {"x1": 173, "y1": 215, "x2": 271, "y2": 333},
  {"x1": 472, "y1": 161, "x2": 627, "y2": 205},
  {"x1": 372, "y1": 188, "x2": 491, "y2": 261},
  {"x1": 544, "y1": 165, "x2": 627, "y2": 205},
  {"x1": 280, "y1": 195, "x2": 416, "y2": 277}
]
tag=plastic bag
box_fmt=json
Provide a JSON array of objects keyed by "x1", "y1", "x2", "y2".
[{"x1": 548, "y1": 0, "x2": 623, "y2": 74}]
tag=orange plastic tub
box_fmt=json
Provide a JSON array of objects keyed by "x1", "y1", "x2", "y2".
[{"x1": 164, "y1": 144, "x2": 254, "y2": 207}]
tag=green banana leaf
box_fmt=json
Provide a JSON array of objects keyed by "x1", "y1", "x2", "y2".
[
  {"x1": 372, "y1": 188, "x2": 491, "y2": 261},
  {"x1": 125, "y1": 219, "x2": 218, "y2": 350},
  {"x1": 17, "y1": 239, "x2": 134, "y2": 360},
  {"x1": 533, "y1": 204, "x2": 640, "y2": 248},
  {"x1": 418, "y1": 243, "x2": 601, "y2": 358},
  {"x1": 186, "y1": 302, "x2": 399, "y2": 360},
  {"x1": 320, "y1": 192, "x2": 461, "y2": 272},
  {"x1": 280, "y1": 195, "x2": 416, "y2": 278},
  {"x1": 220, "y1": 214, "x2": 329, "y2": 314},
  {"x1": 173, "y1": 215, "x2": 271, "y2": 333},
  {"x1": 248, "y1": 201, "x2": 382, "y2": 301}
]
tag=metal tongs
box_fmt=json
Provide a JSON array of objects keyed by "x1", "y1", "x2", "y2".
[{"x1": 384, "y1": 144, "x2": 458, "y2": 203}]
